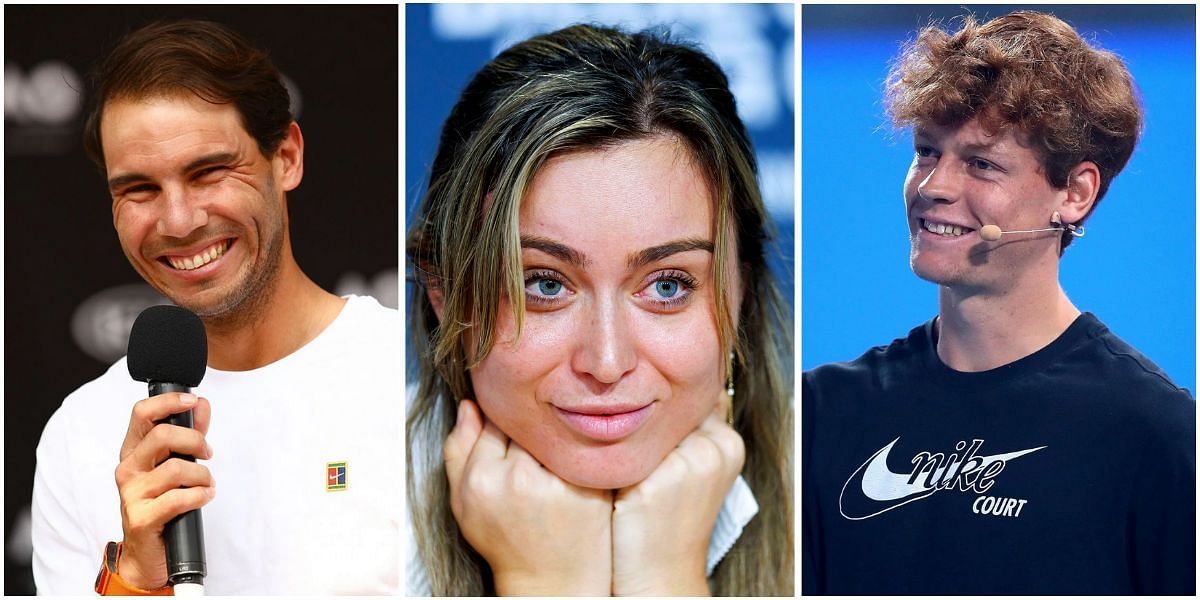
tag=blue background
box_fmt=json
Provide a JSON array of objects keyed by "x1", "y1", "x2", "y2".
[
  {"x1": 406, "y1": 3, "x2": 795, "y2": 319},
  {"x1": 802, "y1": 5, "x2": 1196, "y2": 393}
]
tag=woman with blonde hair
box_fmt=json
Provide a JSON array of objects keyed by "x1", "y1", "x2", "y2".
[{"x1": 407, "y1": 24, "x2": 792, "y2": 596}]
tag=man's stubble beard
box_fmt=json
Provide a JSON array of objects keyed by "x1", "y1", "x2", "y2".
[
  {"x1": 181, "y1": 180, "x2": 287, "y2": 331},
  {"x1": 190, "y1": 221, "x2": 283, "y2": 330}
]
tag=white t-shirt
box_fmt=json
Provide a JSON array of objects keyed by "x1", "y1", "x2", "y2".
[{"x1": 32, "y1": 295, "x2": 401, "y2": 595}]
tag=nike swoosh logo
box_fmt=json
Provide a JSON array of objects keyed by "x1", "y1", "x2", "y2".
[{"x1": 839, "y1": 437, "x2": 1044, "y2": 520}]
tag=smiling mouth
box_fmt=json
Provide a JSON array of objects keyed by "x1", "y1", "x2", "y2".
[
  {"x1": 554, "y1": 403, "x2": 655, "y2": 441},
  {"x1": 557, "y1": 404, "x2": 649, "y2": 416},
  {"x1": 161, "y1": 239, "x2": 233, "y2": 271},
  {"x1": 920, "y1": 218, "x2": 975, "y2": 238}
]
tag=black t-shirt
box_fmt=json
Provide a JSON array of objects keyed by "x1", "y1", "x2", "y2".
[{"x1": 802, "y1": 313, "x2": 1196, "y2": 595}]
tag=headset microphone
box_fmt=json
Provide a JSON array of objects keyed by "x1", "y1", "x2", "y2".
[{"x1": 978, "y1": 211, "x2": 1085, "y2": 242}]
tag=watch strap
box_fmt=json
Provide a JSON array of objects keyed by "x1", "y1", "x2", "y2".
[{"x1": 94, "y1": 541, "x2": 174, "y2": 596}]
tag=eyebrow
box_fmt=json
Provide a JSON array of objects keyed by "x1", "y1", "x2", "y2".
[
  {"x1": 521, "y1": 236, "x2": 589, "y2": 267},
  {"x1": 107, "y1": 152, "x2": 238, "y2": 192},
  {"x1": 107, "y1": 172, "x2": 150, "y2": 193},
  {"x1": 519, "y1": 235, "x2": 714, "y2": 269},
  {"x1": 183, "y1": 151, "x2": 237, "y2": 173},
  {"x1": 960, "y1": 141, "x2": 1004, "y2": 155},
  {"x1": 626, "y1": 238, "x2": 714, "y2": 269},
  {"x1": 914, "y1": 131, "x2": 1005, "y2": 154}
]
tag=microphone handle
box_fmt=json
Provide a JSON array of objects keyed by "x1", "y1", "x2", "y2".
[{"x1": 149, "y1": 381, "x2": 207, "y2": 587}]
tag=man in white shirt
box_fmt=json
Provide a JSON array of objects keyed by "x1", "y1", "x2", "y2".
[{"x1": 32, "y1": 19, "x2": 399, "y2": 594}]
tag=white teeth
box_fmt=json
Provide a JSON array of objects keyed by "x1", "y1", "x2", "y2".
[
  {"x1": 166, "y1": 240, "x2": 229, "y2": 271},
  {"x1": 923, "y1": 220, "x2": 969, "y2": 237}
]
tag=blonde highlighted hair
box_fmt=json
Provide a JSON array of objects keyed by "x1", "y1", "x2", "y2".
[{"x1": 407, "y1": 24, "x2": 793, "y2": 595}]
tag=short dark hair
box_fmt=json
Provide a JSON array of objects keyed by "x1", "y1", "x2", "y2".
[
  {"x1": 886, "y1": 11, "x2": 1143, "y2": 250},
  {"x1": 82, "y1": 19, "x2": 292, "y2": 171}
]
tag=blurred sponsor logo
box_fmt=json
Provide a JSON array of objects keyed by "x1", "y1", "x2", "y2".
[
  {"x1": 71, "y1": 270, "x2": 397, "y2": 363},
  {"x1": 281, "y1": 73, "x2": 303, "y2": 119},
  {"x1": 336, "y1": 269, "x2": 398, "y2": 309},
  {"x1": 6, "y1": 506, "x2": 32, "y2": 566},
  {"x1": 5, "y1": 60, "x2": 84, "y2": 156},
  {"x1": 71, "y1": 284, "x2": 168, "y2": 363}
]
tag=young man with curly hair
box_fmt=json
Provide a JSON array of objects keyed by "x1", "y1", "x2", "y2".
[{"x1": 802, "y1": 11, "x2": 1194, "y2": 594}]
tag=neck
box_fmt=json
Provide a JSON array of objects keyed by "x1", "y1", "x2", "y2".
[
  {"x1": 935, "y1": 262, "x2": 1080, "y2": 372},
  {"x1": 203, "y1": 248, "x2": 345, "y2": 371}
]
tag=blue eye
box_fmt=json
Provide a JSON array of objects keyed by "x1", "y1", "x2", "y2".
[
  {"x1": 637, "y1": 270, "x2": 698, "y2": 310},
  {"x1": 523, "y1": 270, "x2": 571, "y2": 308},
  {"x1": 654, "y1": 280, "x2": 680, "y2": 298},
  {"x1": 537, "y1": 279, "x2": 563, "y2": 296}
]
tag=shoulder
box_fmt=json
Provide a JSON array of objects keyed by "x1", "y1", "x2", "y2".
[
  {"x1": 36, "y1": 359, "x2": 141, "y2": 512},
  {"x1": 803, "y1": 319, "x2": 932, "y2": 398},
  {"x1": 341, "y1": 295, "x2": 400, "y2": 334},
  {"x1": 309, "y1": 295, "x2": 400, "y2": 361},
  {"x1": 1073, "y1": 316, "x2": 1194, "y2": 423},
  {"x1": 41, "y1": 359, "x2": 144, "y2": 450},
  {"x1": 1062, "y1": 316, "x2": 1195, "y2": 454},
  {"x1": 1081, "y1": 317, "x2": 1192, "y2": 395}
]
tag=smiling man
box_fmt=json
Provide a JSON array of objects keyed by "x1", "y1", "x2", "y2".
[
  {"x1": 802, "y1": 11, "x2": 1195, "y2": 595},
  {"x1": 31, "y1": 20, "x2": 399, "y2": 594}
]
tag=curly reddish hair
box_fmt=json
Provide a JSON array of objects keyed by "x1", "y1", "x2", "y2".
[{"x1": 886, "y1": 10, "x2": 1143, "y2": 250}]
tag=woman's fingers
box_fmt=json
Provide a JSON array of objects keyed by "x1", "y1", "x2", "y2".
[
  {"x1": 609, "y1": 396, "x2": 746, "y2": 596},
  {"x1": 441, "y1": 400, "x2": 613, "y2": 595},
  {"x1": 444, "y1": 399, "x2": 484, "y2": 513},
  {"x1": 472, "y1": 414, "x2": 511, "y2": 461}
]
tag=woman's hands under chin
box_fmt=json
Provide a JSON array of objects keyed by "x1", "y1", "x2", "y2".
[
  {"x1": 444, "y1": 399, "x2": 614, "y2": 596},
  {"x1": 611, "y1": 394, "x2": 746, "y2": 596}
]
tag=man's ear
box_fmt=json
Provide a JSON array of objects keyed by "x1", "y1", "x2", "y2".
[
  {"x1": 1057, "y1": 160, "x2": 1100, "y2": 224},
  {"x1": 274, "y1": 121, "x2": 304, "y2": 192}
]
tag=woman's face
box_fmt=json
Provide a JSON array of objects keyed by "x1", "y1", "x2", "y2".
[{"x1": 470, "y1": 135, "x2": 737, "y2": 489}]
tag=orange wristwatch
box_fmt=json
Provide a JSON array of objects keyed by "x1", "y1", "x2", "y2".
[{"x1": 94, "y1": 542, "x2": 173, "y2": 596}]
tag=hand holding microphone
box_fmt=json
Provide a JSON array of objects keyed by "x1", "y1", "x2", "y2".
[{"x1": 115, "y1": 306, "x2": 212, "y2": 593}]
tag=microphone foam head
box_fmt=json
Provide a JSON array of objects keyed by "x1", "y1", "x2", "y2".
[
  {"x1": 979, "y1": 225, "x2": 1002, "y2": 242},
  {"x1": 127, "y1": 305, "x2": 207, "y2": 386}
]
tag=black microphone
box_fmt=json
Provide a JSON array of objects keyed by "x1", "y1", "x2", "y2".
[{"x1": 127, "y1": 305, "x2": 208, "y2": 591}]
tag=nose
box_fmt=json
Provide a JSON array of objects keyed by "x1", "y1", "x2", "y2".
[
  {"x1": 155, "y1": 184, "x2": 209, "y2": 238},
  {"x1": 916, "y1": 160, "x2": 962, "y2": 205},
  {"x1": 571, "y1": 296, "x2": 637, "y2": 386}
]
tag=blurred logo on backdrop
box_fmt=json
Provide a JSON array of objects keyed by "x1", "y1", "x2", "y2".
[
  {"x1": 70, "y1": 270, "x2": 398, "y2": 364},
  {"x1": 5, "y1": 61, "x2": 302, "y2": 157},
  {"x1": 281, "y1": 74, "x2": 303, "y2": 122},
  {"x1": 70, "y1": 284, "x2": 170, "y2": 364},
  {"x1": 428, "y1": 3, "x2": 794, "y2": 220},
  {"x1": 5, "y1": 60, "x2": 83, "y2": 156}
]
